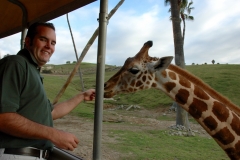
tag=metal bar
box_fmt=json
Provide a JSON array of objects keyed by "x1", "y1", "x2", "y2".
[
  {"x1": 8, "y1": 0, "x2": 28, "y2": 49},
  {"x1": 66, "y1": 13, "x2": 85, "y2": 92},
  {"x1": 48, "y1": 146, "x2": 83, "y2": 160},
  {"x1": 92, "y1": 0, "x2": 108, "y2": 159}
]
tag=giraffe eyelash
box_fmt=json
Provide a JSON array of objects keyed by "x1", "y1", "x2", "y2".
[{"x1": 128, "y1": 68, "x2": 140, "y2": 74}]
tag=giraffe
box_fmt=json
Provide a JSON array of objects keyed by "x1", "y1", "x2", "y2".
[{"x1": 104, "y1": 40, "x2": 240, "y2": 159}]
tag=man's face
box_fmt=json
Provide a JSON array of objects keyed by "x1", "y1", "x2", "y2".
[{"x1": 25, "y1": 26, "x2": 56, "y2": 67}]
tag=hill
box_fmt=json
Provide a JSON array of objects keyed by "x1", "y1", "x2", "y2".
[
  {"x1": 42, "y1": 62, "x2": 119, "y2": 75},
  {"x1": 42, "y1": 64, "x2": 240, "y2": 108}
]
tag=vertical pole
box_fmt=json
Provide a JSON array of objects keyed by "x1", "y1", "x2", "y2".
[
  {"x1": 92, "y1": 0, "x2": 108, "y2": 159},
  {"x1": 8, "y1": 0, "x2": 28, "y2": 50},
  {"x1": 21, "y1": 28, "x2": 27, "y2": 49},
  {"x1": 66, "y1": 13, "x2": 85, "y2": 92}
]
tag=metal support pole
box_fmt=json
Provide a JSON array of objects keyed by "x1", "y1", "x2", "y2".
[
  {"x1": 8, "y1": 0, "x2": 28, "y2": 49},
  {"x1": 92, "y1": 0, "x2": 108, "y2": 159},
  {"x1": 66, "y1": 13, "x2": 85, "y2": 92},
  {"x1": 21, "y1": 28, "x2": 27, "y2": 49}
]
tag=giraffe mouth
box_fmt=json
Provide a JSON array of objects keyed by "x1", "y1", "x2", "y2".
[
  {"x1": 104, "y1": 91, "x2": 115, "y2": 98},
  {"x1": 104, "y1": 90, "x2": 129, "y2": 98}
]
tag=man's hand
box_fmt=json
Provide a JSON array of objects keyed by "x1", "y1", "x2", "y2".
[
  {"x1": 83, "y1": 89, "x2": 95, "y2": 101},
  {"x1": 50, "y1": 129, "x2": 79, "y2": 151}
]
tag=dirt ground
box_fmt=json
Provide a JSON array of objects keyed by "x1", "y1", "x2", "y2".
[{"x1": 53, "y1": 106, "x2": 209, "y2": 160}]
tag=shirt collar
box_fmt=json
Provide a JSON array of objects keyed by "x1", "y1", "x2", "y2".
[{"x1": 17, "y1": 49, "x2": 41, "y2": 70}]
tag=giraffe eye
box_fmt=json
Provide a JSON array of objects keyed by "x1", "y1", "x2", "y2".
[{"x1": 128, "y1": 68, "x2": 139, "y2": 74}]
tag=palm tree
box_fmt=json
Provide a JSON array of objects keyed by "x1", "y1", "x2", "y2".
[
  {"x1": 165, "y1": 0, "x2": 194, "y2": 45},
  {"x1": 164, "y1": 0, "x2": 191, "y2": 131},
  {"x1": 180, "y1": 1, "x2": 194, "y2": 44}
]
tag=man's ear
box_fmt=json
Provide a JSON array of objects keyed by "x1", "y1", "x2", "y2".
[
  {"x1": 153, "y1": 56, "x2": 173, "y2": 71},
  {"x1": 24, "y1": 37, "x2": 30, "y2": 48}
]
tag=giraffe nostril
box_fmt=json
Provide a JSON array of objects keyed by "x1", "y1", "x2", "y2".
[{"x1": 104, "y1": 83, "x2": 107, "y2": 88}]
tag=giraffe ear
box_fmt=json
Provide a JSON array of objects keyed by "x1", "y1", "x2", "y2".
[{"x1": 154, "y1": 56, "x2": 173, "y2": 71}]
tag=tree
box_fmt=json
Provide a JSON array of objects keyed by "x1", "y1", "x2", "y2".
[
  {"x1": 212, "y1": 60, "x2": 215, "y2": 64},
  {"x1": 166, "y1": 0, "x2": 194, "y2": 45},
  {"x1": 66, "y1": 61, "x2": 70, "y2": 64},
  {"x1": 180, "y1": 1, "x2": 194, "y2": 44},
  {"x1": 165, "y1": 0, "x2": 191, "y2": 131}
]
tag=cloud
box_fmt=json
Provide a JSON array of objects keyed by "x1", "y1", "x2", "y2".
[
  {"x1": 1, "y1": 0, "x2": 239, "y2": 66},
  {"x1": 0, "y1": 33, "x2": 21, "y2": 56}
]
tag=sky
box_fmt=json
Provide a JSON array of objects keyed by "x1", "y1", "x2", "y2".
[{"x1": 0, "y1": 0, "x2": 240, "y2": 66}]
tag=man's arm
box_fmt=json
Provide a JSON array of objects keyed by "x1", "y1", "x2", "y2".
[
  {"x1": 51, "y1": 89, "x2": 95, "y2": 120},
  {"x1": 0, "y1": 112, "x2": 79, "y2": 150}
]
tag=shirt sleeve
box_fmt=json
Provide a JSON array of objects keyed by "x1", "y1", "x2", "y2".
[{"x1": 0, "y1": 57, "x2": 26, "y2": 113}]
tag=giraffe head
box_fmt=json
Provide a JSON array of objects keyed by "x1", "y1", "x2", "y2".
[{"x1": 104, "y1": 41, "x2": 173, "y2": 98}]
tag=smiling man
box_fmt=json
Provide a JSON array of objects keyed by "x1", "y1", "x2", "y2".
[
  {"x1": 0, "y1": 22, "x2": 95, "y2": 160},
  {"x1": 25, "y1": 23, "x2": 56, "y2": 67}
]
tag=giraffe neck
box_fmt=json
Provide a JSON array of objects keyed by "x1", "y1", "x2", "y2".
[{"x1": 155, "y1": 64, "x2": 240, "y2": 159}]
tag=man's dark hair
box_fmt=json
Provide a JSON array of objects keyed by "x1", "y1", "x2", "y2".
[{"x1": 26, "y1": 22, "x2": 55, "y2": 45}]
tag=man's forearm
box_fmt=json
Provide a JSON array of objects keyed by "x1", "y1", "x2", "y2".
[
  {"x1": 52, "y1": 92, "x2": 85, "y2": 120},
  {"x1": 0, "y1": 112, "x2": 54, "y2": 140}
]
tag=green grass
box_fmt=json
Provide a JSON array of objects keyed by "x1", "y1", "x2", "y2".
[
  {"x1": 186, "y1": 64, "x2": 240, "y2": 106},
  {"x1": 107, "y1": 130, "x2": 228, "y2": 160},
  {"x1": 70, "y1": 102, "x2": 95, "y2": 119}
]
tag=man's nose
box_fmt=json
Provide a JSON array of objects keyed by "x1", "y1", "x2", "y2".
[{"x1": 45, "y1": 41, "x2": 51, "y2": 48}]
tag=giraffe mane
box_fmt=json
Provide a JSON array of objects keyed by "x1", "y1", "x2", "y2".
[{"x1": 168, "y1": 64, "x2": 240, "y2": 116}]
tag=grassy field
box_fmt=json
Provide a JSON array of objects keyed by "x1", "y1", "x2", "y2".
[
  {"x1": 108, "y1": 130, "x2": 228, "y2": 160},
  {"x1": 43, "y1": 63, "x2": 239, "y2": 160}
]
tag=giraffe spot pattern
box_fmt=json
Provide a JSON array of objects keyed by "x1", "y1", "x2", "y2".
[
  {"x1": 149, "y1": 72, "x2": 153, "y2": 77},
  {"x1": 129, "y1": 88, "x2": 133, "y2": 92},
  {"x1": 161, "y1": 70, "x2": 167, "y2": 78},
  {"x1": 164, "y1": 82, "x2": 176, "y2": 93},
  {"x1": 146, "y1": 81, "x2": 150, "y2": 85},
  {"x1": 152, "y1": 83, "x2": 157, "y2": 88},
  {"x1": 213, "y1": 127, "x2": 235, "y2": 145},
  {"x1": 189, "y1": 98, "x2": 208, "y2": 119},
  {"x1": 224, "y1": 147, "x2": 240, "y2": 160},
  {"x1": 137, "y1": 72, "x2": 143, "y2": 79},
  {"x1": 175, "y1": 89, "x2": 189, "y2": 105},
  {"x1": 203, "y1": 116, "x2": 218, "y2": 131},
  {"x1": 148, "y1": 76, "x2": 152, "y2": 80},
  {"x1": 136, "y1": 81, "x2": 143, "y2": 87},
  {"x1": 142, "y1": 75, "x2": 146, "y2": 82},
  {"x1": 230, "y1": 113, "x2": 240, "y2": 135},
  {"x1": 168, "y1": 71, "x2": 176, "y2": 80},
  {"x1": 130, "y1": 80, "x2": 135, "y2": 87},
  {"x1": 235, "y1": 140, "x2": 240, "y2": 151},
  {"x1": 123, "y1": 80, "x2": 128, "y2": 89},
  {"x1": 194, "y1": 85, "x2": 210, "y2": 100},
  {"x1": 179, "y1": 75, "x2": 191, "y2": 88},
  {"x1": 212, "y1": 101, "x2": 229, "y2": 122}
]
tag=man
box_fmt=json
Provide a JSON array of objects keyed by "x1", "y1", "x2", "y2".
[{"x1": 0, "y1": 22, "x2": 95, "y2": 160}]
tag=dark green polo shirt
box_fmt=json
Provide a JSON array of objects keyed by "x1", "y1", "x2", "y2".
[{"x1": 0, "y1": 49, "x2": 54, "y2": 150}]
